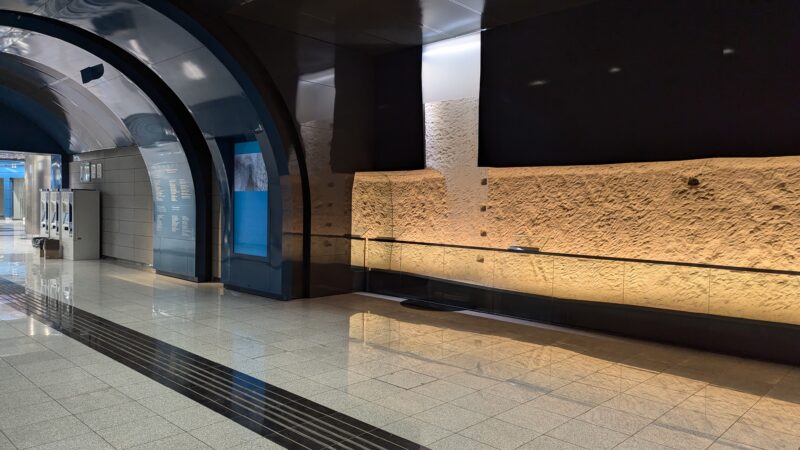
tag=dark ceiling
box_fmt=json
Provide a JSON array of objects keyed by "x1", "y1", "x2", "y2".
[{"x1": 193, "y1": 0, "x2": 600, "y2": 52}]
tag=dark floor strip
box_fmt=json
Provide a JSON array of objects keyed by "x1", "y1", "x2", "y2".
[{"x1": 0, "y1": 278, "x2": 426, "y2": 450}]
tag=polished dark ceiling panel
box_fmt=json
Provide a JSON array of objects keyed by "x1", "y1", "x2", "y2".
[{"x1": 196, "y1": 0, "x2": 601, "y2": 52}]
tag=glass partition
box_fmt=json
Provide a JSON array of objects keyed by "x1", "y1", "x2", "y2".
[{"x1": 352, "y1": 237, "x2": 800, "y2": 326}]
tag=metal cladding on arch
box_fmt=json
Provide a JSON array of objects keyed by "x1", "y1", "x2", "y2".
[
  {"x1": 139, "y1": 0, "x2": 311, "y2": 298},
  {"x1": 0, "y1": 0, "x2": 308, "y2": 299},
  {"x1": 0, "y1": 51, "x2": 134, "y2": 153}
]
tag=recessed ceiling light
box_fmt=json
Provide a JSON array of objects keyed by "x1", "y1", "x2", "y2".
[
  {"x1": 723, "y1": 47, "x2": 735, "y2": 55},
  {"x1": 609, "y1": 66, "x2": 622, "y2": 74},
  {"x1": 529, "y1": 80, "x2": 548, "y2": 87}
]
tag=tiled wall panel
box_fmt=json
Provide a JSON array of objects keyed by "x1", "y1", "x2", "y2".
[{"x1": 69, "y1": 147, "x2": 153, "y2": 265}]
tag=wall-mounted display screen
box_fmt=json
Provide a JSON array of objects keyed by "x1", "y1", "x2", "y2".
[{"x1": 233, "y1": 141, "x2": 268, "y2": 257}]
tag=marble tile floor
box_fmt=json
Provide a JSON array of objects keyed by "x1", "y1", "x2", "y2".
[
  {"x1": 0, "y1": 311, "x2": 281, "y2": 449},
  {"x1": 1, "y1": 222, "x2": 800, "y2": 449}
]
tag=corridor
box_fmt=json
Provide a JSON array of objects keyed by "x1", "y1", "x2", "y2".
[{"x1": 1, "y1": 222, "x2": 798, "y2": 449}]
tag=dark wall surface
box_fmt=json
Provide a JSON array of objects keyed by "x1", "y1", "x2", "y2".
[
  {"x1": 480, "y1": 0, "x2": 800, "y2": 167},
  {"x1": 374, "y1": 47, "x2": 424, "y2": 171},
  {"x1": 226, "y1": 16, "x2": 425, "y2": 296},
  {"x1": 0, "y1": 103, "x2": 63, "y2": 153},
  {"x1": 228, "y1": 18, "x2": 425, "y2": 173}
]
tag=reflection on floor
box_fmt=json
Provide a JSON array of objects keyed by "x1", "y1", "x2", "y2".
[
  {"x1": 0, "y1": 279, "x2": 420, "y2": 449},
  {"x1": 0, "y1": 307, "x2": 279, "y2": 449},
  {"x1": 1, "y1": 220, "x2": 799, "y2": 449}
]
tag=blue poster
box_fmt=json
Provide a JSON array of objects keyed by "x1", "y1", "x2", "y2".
[{"x1": 233, "y1": 141, "x2": 268, "y2": 257}]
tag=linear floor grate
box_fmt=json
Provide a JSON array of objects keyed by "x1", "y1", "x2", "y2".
[{"x1": 0, "y1": 278, "x2": 425, "y2": 450}]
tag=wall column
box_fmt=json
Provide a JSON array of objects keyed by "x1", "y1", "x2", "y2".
[{"x1": 421, "y1": 33, "x2": 488, "y2": 247}]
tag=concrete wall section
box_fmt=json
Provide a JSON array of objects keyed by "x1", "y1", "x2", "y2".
[{"x1": 69, "y1": 147, "x2": 153, "y2": 265}]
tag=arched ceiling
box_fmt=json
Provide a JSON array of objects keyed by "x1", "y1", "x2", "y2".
[
  {"x1": 0, "y1": 51, "x2": 133, "y2": 152},
  {"x1": 192, "y1": 0, "x2": 600, "y2": 52},
  {"x1": 0, "y1": 0, "x2": 308, "y2": 296},
  {"x1": 0, "y1": 26, "x2": 176, "y2": 152},
  {"x1": 0, "y1": 100, "x2": 63, "y2": 153}
]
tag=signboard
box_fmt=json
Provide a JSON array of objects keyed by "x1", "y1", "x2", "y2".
[{"x1": 233, "y1": 141, "x2": 268, "y2": 257}]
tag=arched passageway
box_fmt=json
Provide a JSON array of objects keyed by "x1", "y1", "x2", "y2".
[{"x1": 0, "y1": 3, "x2": 309, "y2": 298}]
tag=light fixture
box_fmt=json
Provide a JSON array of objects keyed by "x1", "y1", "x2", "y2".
[
  {"x1": 609, "y1": 66, "x2": 622, "y2": 74},
  {"x1": 723, "y1": 47, "x2": 735, "y2": 55},
  {"x1": 529, "y1": 80, "x2": 548, "y2": 87}
]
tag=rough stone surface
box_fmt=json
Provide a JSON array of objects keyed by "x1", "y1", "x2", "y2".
[
  {"x1": 350, "y1": 97, "x2": 800, "y2": 324},
  {"x1": 425, "y1": 97, "x2": 488, "y2": 247},
  {"x1": 354, "y1": 156, "x2": 800, "y2": 271},
  {"x1": 443, "y1": 247, "x2": 494, "y2": 286},
  {"x1": 552, "y1": 257, "x2": 625, "y2": 304},
  {"x1": 624, "y1": 264, "x2": 710, "y2": 314},
  {"x1": 493, "y1": 253, "x2": 553, "y2": 296},
  {"x1": 353, "y1": 170, "x2": 447, "y2": 242},
  {"x1": 487, "y1": 157, "x2": 800, "y2": 271},
  {"x1": 709, "y1": 270, "x2": 800, "y2": 324}
]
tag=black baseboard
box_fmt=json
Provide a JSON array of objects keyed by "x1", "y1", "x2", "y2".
[
  {"x1": 156, "y1": 269, "x2": 199, "y2": 283},
  {"x1": 366, "y1": 269, "x2": 800, "y2": 365}
]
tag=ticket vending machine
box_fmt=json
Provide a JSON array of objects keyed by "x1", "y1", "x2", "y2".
[
  {"x1": 61, "y1": 190, "x2": 100, "y2": 260},
  {"x1": 40, "y1": 190, "x2": 50, "y2": 237},
  {"x1": 48, "y1": 191, "x2": 61, "y2": 240}
]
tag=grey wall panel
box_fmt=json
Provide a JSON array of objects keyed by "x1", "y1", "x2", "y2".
[
  {"x1": 12, "y1": 177, "x2": 24, "y2": 219},
  {"x1": 69, "y1": 147, "x2": 153, "y2": 265},
  {"x1": 24, "y1": 154, "x2": 50, "y2": 235}
]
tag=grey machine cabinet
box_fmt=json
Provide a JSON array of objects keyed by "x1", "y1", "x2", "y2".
[
  {"x1": 40, "y1": 190, "x2": 50, "y2": 237},
  {"x1": 48, "y1": 191, "x2": 61, "y2": 240},
  {"x1": 61, "y1": 190, "x2": 100, "y2": 260}
]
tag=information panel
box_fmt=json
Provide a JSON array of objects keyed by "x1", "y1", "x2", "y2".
[
  {"x1": 233, "y1": 141, "x2": 268, "y2": 257},
  {"x1": 140, "y1": 142, "x2": 196, "y2": 277}
]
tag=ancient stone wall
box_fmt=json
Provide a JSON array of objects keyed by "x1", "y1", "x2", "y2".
[
  {"x1": 354, "y1": 154, "x2": 800, "y2": 271},
  {"x1": 351, "y1": 99, "x2": 800, "y2": 324}
]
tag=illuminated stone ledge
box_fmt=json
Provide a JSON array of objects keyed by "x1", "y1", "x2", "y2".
[
  {"x1": 352, "y1": 155, "x2": 800, "y2": 325},
  {"x1": 360, "y1": 241, "x2": 800, "y2": 326}
]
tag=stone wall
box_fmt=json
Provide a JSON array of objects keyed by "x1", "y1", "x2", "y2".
[
  {"x1": 353, "y1": 156, "x2": 800, "y2": 271},
  {"x1": 351, "y1": 97, "x2": 800, "y2": 325}
]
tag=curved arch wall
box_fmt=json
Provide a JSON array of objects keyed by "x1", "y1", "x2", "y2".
[
  {"x1": 0, "y1": 17, "x2": 212, "y2": 281},
  {"x1": 0, "y1": 2, "x2": 307, "y2": 298}
]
